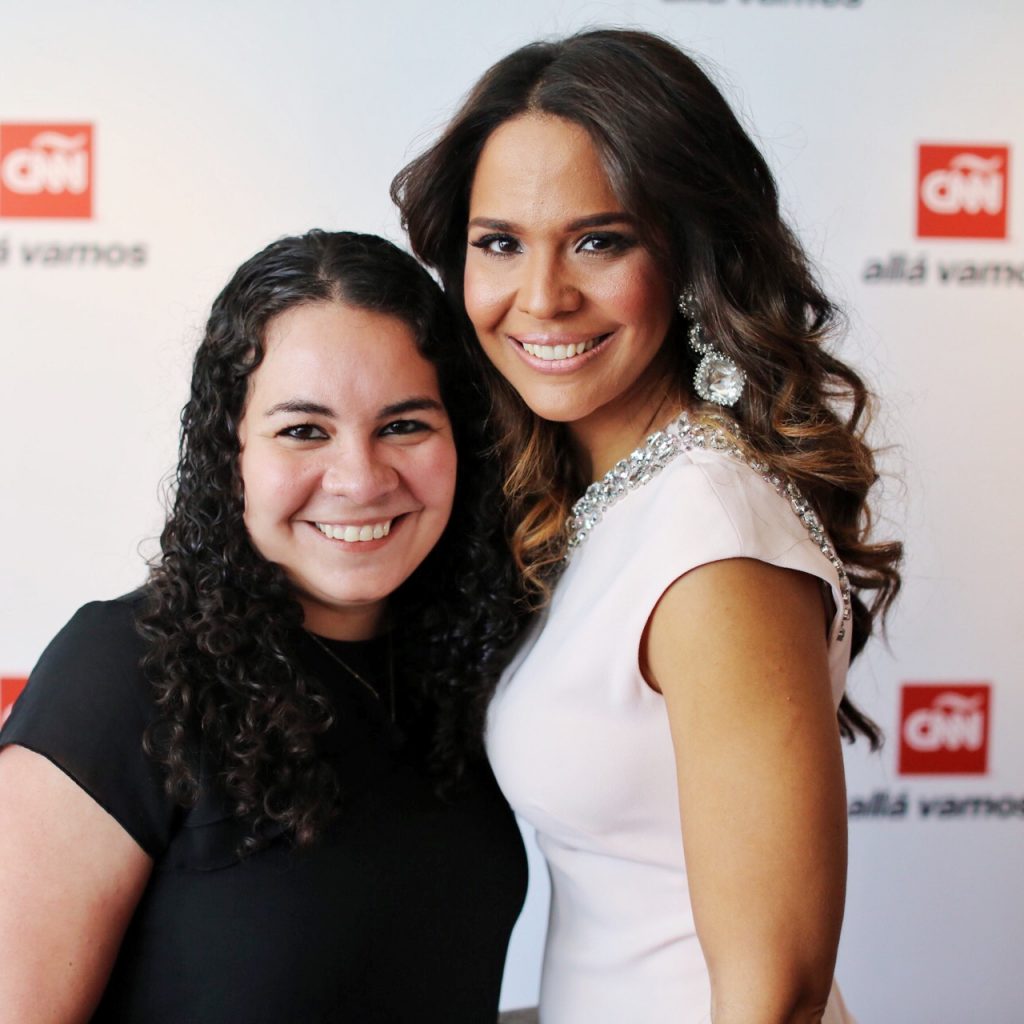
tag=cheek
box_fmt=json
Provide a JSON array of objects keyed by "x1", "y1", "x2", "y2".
[
  {"x1": 418, "y1": 440, "x2": 459, "y2": 518},
  {"x1": 237, "y1": 450, "x2": 257, "y2": 522},
  {"x1": 239, "y1": 449, "x2": 312, "y2": 525},
  {"x1": 463, "y1": 261, "x2": 507, "y2": 333},
  {"x1": 601, "y1": 264, "x2": 672, "y2": 335}
]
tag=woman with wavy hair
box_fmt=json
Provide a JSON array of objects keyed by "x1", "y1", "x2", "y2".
[
  {"x1": 393, "y1": 28, "x2": 901, "y2": 1024},
  {"x1": 0, "y1": 230, "x2": 526, "y2": 1023}
]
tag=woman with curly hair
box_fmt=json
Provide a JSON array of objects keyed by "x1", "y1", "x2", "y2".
[
  {"x1": 392, "y1": 28, "x2": 902, "y2": 1024},
  {"x1": 0, "y1": 230, "x2": 526, "y2": 1023}
]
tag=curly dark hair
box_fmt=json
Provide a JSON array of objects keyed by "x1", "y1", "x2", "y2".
[
  {"x1": 137, "y1": 230, "x2": 523, "y2": 850},
  {"x1": 391, "y1": 28, "x2": 902, "y2": 746}
]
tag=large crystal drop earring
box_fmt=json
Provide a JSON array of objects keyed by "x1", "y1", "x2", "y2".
[{"x1": 677, "y1": 290, "x2": 745, "y2": 407}]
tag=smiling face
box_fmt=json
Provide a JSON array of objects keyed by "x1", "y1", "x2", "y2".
[
  {"x1": 237, "y1": 301, "x2": 457, "y2": 640},
  {"x1": 464, "y1": 113, "x2": 677, "y2": 470}
]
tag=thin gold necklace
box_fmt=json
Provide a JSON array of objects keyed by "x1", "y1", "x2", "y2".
[{"x1": 306, "y1": 631, "x2": 396, "y2": 724}]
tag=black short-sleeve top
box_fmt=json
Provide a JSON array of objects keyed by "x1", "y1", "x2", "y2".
[{"x1": 0, "y1": 594, "x2": 527, "y2": 1024}]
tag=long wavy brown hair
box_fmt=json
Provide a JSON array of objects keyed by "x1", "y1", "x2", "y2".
[{"x1": 392, "y1": 28, "x2": 902, "y2": 746}]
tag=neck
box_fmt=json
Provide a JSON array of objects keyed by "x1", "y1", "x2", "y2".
[
  {"x1": 569, "y1": 376, "x2": 682, "y2": 481},
  {"x1": 301, "y1": 599, "x2": 386, "y2": 642}
]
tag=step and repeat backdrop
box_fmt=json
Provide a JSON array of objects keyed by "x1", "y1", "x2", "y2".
[{"x1": 1, "y1": 2, "x2": 1020, "y2": 1020}]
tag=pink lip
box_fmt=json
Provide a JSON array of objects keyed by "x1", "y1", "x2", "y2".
[
  {"x1": 507, "y1": 330, "x2": 614, "y2": 373},
  {"x1": 313, "y1": 518, "x2": 397, "y2": 527},
  {"x1": 513, "y1": 331, "x2": 609, "y2": 345}
]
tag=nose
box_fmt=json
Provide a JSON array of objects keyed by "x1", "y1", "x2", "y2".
[
  {"x1": 320, "y1": 441, "x2": 399, "y2": 506},
  {"x1": 516, "y1": 249, "x2": 582, "y2": 320}
]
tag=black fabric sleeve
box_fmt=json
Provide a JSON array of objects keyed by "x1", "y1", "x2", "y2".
[{"x1": 0, "y1": 593, "x2": 178, "y2": 858}]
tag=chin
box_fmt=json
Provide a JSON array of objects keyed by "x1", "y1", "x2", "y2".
[{"x1": 511, "y1": 388, "x2": 592, "y2": 425}]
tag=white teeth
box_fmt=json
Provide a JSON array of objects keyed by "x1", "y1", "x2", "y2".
[
  {"x1": 521, "y1": 337, "x2": 599, "y2": 360},
  {"x1": 316, "y1": 520, "x2": 392, "y2": 542}
]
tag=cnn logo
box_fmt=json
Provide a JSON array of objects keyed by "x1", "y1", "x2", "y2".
[
  {"x1": 898, "y1": 684, "x2": 990, "y2": 775},
  {"x1": 917, "y1": 144, "x2": 1009, "y2": 240},
  {"x1": 0, "y1": 677, "x2": 28, "y2": 728},
  {"x1": 0, "y1": 123, "x2": 93, "y2": 219}
]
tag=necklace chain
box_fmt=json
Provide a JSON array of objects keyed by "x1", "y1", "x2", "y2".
[{"x1": 306, "y1": 631, "x2": 396, "y2": 724}]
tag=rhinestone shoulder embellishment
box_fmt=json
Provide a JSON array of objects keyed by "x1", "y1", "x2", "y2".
[{"x1": 565, "y1": 412, "x2": 851, "y2": 642}]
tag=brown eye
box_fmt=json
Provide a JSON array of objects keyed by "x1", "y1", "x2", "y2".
[
  {"x1": 577, "y1": 232, "x2": 635, "y2": 254},
  {"x1": 278, "y1": 424, "x2": 329, "y2": 440},
  {"x1": 380, "y1": 419, "x2": 429, "y2": 437},
  {"x1": 470, "y1": 233, "x2": 521, "y2": 256}
]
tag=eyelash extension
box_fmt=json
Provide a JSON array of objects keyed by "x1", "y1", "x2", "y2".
[
  {"x1": 469, "y1": 231, "x2": 638, "y2": 257},
  {"x1": 576, "y1": 231, "x2": 638, "y2": 254},
  {"x1": 469, "y1": 233, "x2": 520, "y2": 256}
]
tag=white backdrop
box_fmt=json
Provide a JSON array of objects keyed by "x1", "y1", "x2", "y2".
[{"x1": 2, "y1": 2, "x2": 1021, "y2": 1020}]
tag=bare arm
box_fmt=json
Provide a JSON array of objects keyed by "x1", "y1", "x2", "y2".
[
  {"x1": 642, "y1": 558, "x2": 847, "y2": 1024},
  {"x1": 0, "y1": 745, "x2": 152, "y2": 1024}
]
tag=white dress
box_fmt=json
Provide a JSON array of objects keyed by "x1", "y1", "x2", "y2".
[{"x1": 487, "y1": 414, "x2": 857, "y2": 1024}]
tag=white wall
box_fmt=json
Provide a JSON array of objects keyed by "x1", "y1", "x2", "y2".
[{"x1": 2, "y1": 2, "x2": 1021, "y2": 1019}]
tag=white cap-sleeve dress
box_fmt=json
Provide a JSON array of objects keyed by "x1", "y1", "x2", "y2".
[{"x1": 487, "y1": 413, "x2": 857, "y2": 1024}]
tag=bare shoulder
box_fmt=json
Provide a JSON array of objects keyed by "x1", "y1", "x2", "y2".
[{"x1": 642, "y1": 556, "x2": 833, "y2": 708}]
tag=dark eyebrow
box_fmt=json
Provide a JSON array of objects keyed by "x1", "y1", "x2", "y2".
[
  {"x1": 566, "y1": 212, "x2": 635, "y2": 231},
  {"x1": 468, "y1": 217, "x2": 516, "y2": 231},
  {"x1": 467, "y1": 212, "x2": 635, "y2": 232},
  {"x1": 378, "y1": 397, "x2": 445, "y2": 418},
  {"x1": 264, "y1": 399, "x2": 335, "y2": 418},
  {"x1": 263, "y1": 397, "x2": 445, "y2": 419}
]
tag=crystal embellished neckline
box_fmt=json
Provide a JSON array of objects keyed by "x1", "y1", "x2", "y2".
[{"x1": 565, "y1": 410, "x2": 851, "y2": 642}]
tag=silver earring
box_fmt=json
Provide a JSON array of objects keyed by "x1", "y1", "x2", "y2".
[{"x1": 677, "y1": 290, "x2": 745, "y2": 407}]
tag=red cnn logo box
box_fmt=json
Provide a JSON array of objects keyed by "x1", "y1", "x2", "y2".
[
  {"x1": 0, "y1": 123, "x2": 93, "y2": 219},
  {"x1": 899, "y1": 684, "x2": 991, "y2": 775},
  {"x1": 1, "y1": 677, "x2": 28, "y2": 728},
  {"x1": 917, "y1": 143, "x2": 1009, "y2": 240}
]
